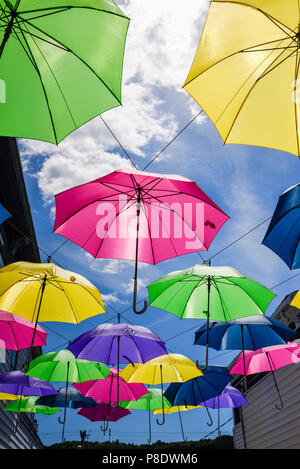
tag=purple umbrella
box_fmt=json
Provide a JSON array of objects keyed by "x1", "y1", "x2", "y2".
[
  {"x1": 0, "y1": 371, "x2": 57, "y2": 433},
  {"x1": 200, "y1": 386, "x2": 248, "y2": 436},
  {"x1": 68, "y1": 319, "x2": 168, "y2": 406}
]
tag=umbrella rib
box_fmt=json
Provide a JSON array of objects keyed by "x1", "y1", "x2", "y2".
[
  {"x1": 68, "y1": 282, "x2": 106, "y2": 312},
  {"x1": 139, "y1": 198, "x2": 156, "y2": 264},
  {"x1": 17, "y1": 6, "x2": 129, "y2": 22},
  {"x1": 211, "y1": 278, "x2": 229, "y2": 322},
  {"x1": 54, "y1": 281, "x2": 78, "y2": 324},
  {"x1": 225, "y1": 277, "x2": 271, "y2": 314},
  {"x1": 223, "y1": 43, "x2": 297, "y2": 144},
  {"x1": 13, "y1": 17, "x2": 58, "y2": 142},
  {"x1": 17, "y1": 14, "x2": 122, "y2": 105}
]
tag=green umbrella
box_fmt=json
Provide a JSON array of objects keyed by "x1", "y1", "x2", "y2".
[
  {"x1": 0, "y1": 0, "x2": 129, "y2": 143},
  {"x1": 147, "y1": 265, "x2": 276, "y2": 368},
  {"x1": 3, "y1": 396, "x2": 61, "y2": 415},
  {"x1": 26, "y1": 349, "x2": 110, "y2": 441},
  {"x1": 120, "y1": 388, "x2": 172, "y2": 443}
]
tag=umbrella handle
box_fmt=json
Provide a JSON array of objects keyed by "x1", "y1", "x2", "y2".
[
  {"x1": 58, "y1": 416, "x2": 66, "y2": 424},
  {"x1": 156, "y1": 365, "x2": 165, "y2": 426},
  {"x1": 132, "y1": 215, "x2": 148, "y2": 314},
  {"x1": 100, "y1": 421, "x2": 109, "y2": 433},
  {"x1": 133, "y1": 284, "x2": 148, "y2": 314},
  {"x1": 178, "y1": 408, "x2": 187, "y2": 442},
  {"x1": 156, "y1": 411, "x2": 165, "y2": 426}
]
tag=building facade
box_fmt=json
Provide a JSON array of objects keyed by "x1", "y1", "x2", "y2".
[
  {"x1": 232, "y1": 290, "x2": 300, "y2": 450},
  {"x1": 0, "y1": 137, "x2": 43, "y2": 449}
]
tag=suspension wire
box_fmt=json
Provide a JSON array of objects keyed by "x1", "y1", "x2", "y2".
[
  {"x1": 99, "y1": 115, "x2": 139, "y2": 170},
  {"x1": 48, "y1": 238, "x2": 69, "y2": 258},
  {"x1": 199, "y1": 417, "x2": 233, "y2": 441},
  {"x1": 142, "y1": 111, "x2": 204, "y2": 171},
  {"x1": 206, "y1": 216, "x2": 272, "y2": 262},
  {"x1": 271, "y1": 272, "x2": 300, "y2": 290}
]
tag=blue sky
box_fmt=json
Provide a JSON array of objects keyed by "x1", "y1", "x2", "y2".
[{"x1": 16, "y1": 0, "x2": 300, "y2": 446}]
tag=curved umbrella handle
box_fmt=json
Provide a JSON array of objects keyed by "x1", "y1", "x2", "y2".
[
  {"x1": 156, "y1": 411, "x2": 165, "y2": 426},
  {"x1": 132, "y1": 232, "x2": 148, "y2": 314},
  {"x1": 133, "y1": 284, "x2": 148, "y2": 314},
  {"x1": 156, "y1": 365, "x2": 165, "y2": 426},
  {"x1": 178, "y1": 408, "x2": 187, "y2": 442},
  {"x1": 58, "y1": 416, "x2": 66, "y2": 424},
  {"x1": 100, "y1": 421, "x2": 109, "y2": 433}
]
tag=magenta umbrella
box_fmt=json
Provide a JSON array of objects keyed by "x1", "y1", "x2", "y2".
[
  {"x1": 73, "y1": 367, "x2": 149, "y2": 404},
  {"x1": 230, "y1": 342, "x2": 300, "y2": 409},
  {"x1": 54, "y1": 168, "x2": 228, "y2": 313},
  {"x1": 78, "y1": 402, "x2": 131, "y2": 433},
  {"x1": 0, "y1": 311, "x2": 47, "y2": 351}
]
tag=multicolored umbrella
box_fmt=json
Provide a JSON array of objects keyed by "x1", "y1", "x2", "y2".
[
  {"x1": 73, "y1": 368, "x2": 148, "y2": 405},
  {"x1": 4, "y1": 396, "x2": 61, "y2": 415},
  {"x1": 262, "y1": 184, "x2": 300, "y2": 269},
  {"x1": 0, "y1": 311, "x2": 47, "y2": 350},
  {"x1": 148, "y1": 264, "x2": 276, "y2": 367},
  {"x1": 54, "y1": 168, "x2": 229, "y2": 313},
  {"x1": 26, "y1": 350, "x2": 110, "y2": 441},
  {"x1": 120, "y1": 388, "x2": 171, "y2": 443},
  {"x1": 230, "y1": 342, "x2": 300, "y2": 409},
  {"x1": 0, "y1": 261, "x2": 106, "y2": 367},
  {"x1": 0, "y1": 0, "x2": 130, "y2": 144},
  {"x1": 120, "y1": 353, "x2": 202, "y2": 426},
  {"x1": 0, "y1": 204, "x2": 11, "y2": 224},
  {"x1": 164, "y1": 366, "x2": 232, "y2": 426},
  {"x1": 183, "y1": 0, "x2": 300, "y2": 158},
  {"x1": 36, "y1": 387, "x2": 97, "y2": 409}
]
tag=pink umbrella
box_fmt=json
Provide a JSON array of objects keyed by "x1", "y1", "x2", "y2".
[
  {"x1": 78, "y1": 402, "x2": 131, "y2": 433},
  {"x1": 73, "y1": 367, "x2": 149, "y2": 404},
  {"x1": 0, "y1": 311, "x2": 47, "y2": 350},
  {"x1": 230, "y1": 342, "x2": 300, "y2": 409},
  {"x1": 54, "y1": 168, "x2": 229, "y2": 313}
]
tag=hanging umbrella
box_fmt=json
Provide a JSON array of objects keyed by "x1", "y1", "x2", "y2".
[
  {"x1": 120, "y1": 388, "x2": 172, "y2": 443},
  {"x1": 73, "y1": 369, "x2": 148, "y2": 405},
  {"x1": 153, "y1": 405, "x2": 201, "y2": 442},
  {"x1": 0, "y1": 261, "x2": 106, "y2": 367},
  {"x1": 0, "y1": 204, "x2": 11, "y2": 224},
  {"x1": 0, "y1": 311, "x2": 47, "y2": 350},
  {"x1": 291, "y1": 290, "x2": 300, "y2": 308},
  {"x1": 183, "y1": 0, "x2": 300, "y2": 158},
  {"x1": 194, "y1": 315, "x2": 294, "y2": 391},
  {"x1": 54, "y1": 168, "x2": 229, "y2": 313},
  {"x1": 36, "y1": 387, "x2": 97, "y2": 409},
  {"x1": 0, "y1": 370, "x2": 57, "y2": 432},
  {"x1": 120, "y1": 353, "x2": 202, "y2": 426},
  {"x1": 262, "y1": 184, "x2": 300, "y2": 269},
  {"x1": 0, "y1": 0, "x2": 129, "y2": 144},
  {"x1": 78, "y1": 402, "x2": 131, "y2": 434},
  {"x1": 230, "y1": 342, "x2": 300, "y2": 409},
  {"x1": 4, "y1": 396, "x2": 61, "y2": 415},
  {"x1": 164, "y1": 366, "x2": 232, "y2": 426},
  {"x1": 148, "y1": 264, "x2": 276, "y2": 367},
  {"x1": 26, "y1": 349, "x2": 110, "y2": 442},
  {"x1": 0, "y1": 392, "x2": 25, "y2": 401},
  {"x1": 200, "y1": 385, "x2": 248, "y2": 437}
]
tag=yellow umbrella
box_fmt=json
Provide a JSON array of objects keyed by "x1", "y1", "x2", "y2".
[
  {"x1": 291, "y1": 291, "x2": 300, "y2": 308},
  {"x1": 120, "y1": 353, "x2": 202, "y2": 425},
  {"x1": 0, "y1": 392, "x2": 24, "y2": 402},
  {"x1": 153, "y1": 404, "x2": 201, "y2": 441},
  {"x1": 0, "y1": 262, "x2": 106, "y2": 367},
  {"x1": 184, "y1": 0, "x2": 300, "y2": 158}
]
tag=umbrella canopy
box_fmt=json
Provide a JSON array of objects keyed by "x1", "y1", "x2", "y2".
[
  {"x1": 164, "y1": 366, "x2": 231, "y2": 409},
  {"x1": 4, "y1": 396, "x2": 61, "y2": 415},
  {"x1": 120, "y1": 388, "x2": 171, "y2": 411},
  {"x1": 183, "y1": 0, "x2": 300, "y2": 158},
  {"x1": 194, "y1": 316, "x2": 294, "y2": 351},
  {"x1": 26, "y1": 350, "x2": 110, "y2": 383},
  {"x1": 153, "y1": 405, "x2": 201, "y2": 415},
  {"x1": 54, "y1": 168, "x2": 228, "y2": 313},
  {"x1": 230, "y1": 342, "x2": 300, "y2": 375},
  {"x1": 0, "y1": 204, "x2": 10, "y2": 224},
  {"x1": 73, "y1": 371, "x2": 148, "y2": 404},
  {"x1": 291, "y1": 290, "x2": 300, "y2": 308},
  {"x1": 0, "y1": 261, "x2": 106, "y2": 323},
  {"x1": 67, "y1": 322, "x2": 167, "y2": 364},
  {"x1": 262, "y1": 184, "x2": 300, "y2": 269},
  {"x1": 0, "y1": 392, "x2": 24, "y2": 401},
  {"x1": 0, "y1": 311, "x2": 47, "y2": 350},
  {"x1": 200, "y1": 386, "x2": 248, "y2": 409},
  {"x1": 120, "y1": 354, "x2": 203, "y2": 385},
  {"x1": 148, "y1": 265, "x2": 275, "y2": 321},
  {"x1": 36, "y1": 387, "x2": 97, "y2": 409},
  {"x1": 78, "y1": 403, "x2": 131, "y2": 422},
  {"x1": 0, "y1": 371, "x2": 57, "y2": 396},
  {"x1": 0, "y1": 0, "x2": 129, "y2": 144}
]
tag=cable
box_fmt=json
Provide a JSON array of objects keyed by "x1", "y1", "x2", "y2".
[
  {"x1": 142, "y1": 111, "x2": 204, "y2": 171},
  {"x1": 271, "y1": 273, "x2": 300, "y2": 290},
  {"x1": 99, "y1": 116, "x2": 138, "y2": 170},
  {"x1": 199, "y1": 417, "x2": 233, "y2": 441}
]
